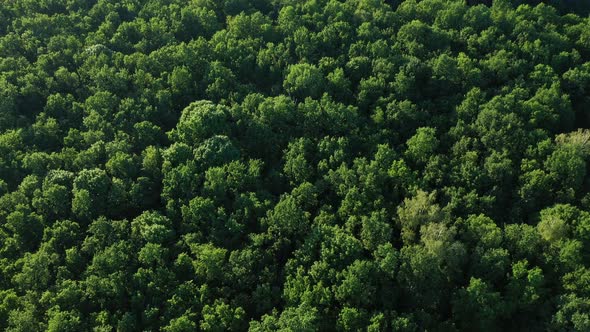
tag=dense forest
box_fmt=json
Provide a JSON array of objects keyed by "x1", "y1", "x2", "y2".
[{"x1": 1, "y1": 0, "x2": 590, "y2": 330}]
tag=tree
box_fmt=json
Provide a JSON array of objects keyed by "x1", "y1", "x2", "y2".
[
  {"x1": 276, "y1": 303, "x2": 319, "y2": 332},
  {"x1": 545, "y1": 145, "x2": 586, "y2": 197},
  {"x1": 200, "y1": 301, "x2": 245, "y2": 332},
  {"x1": 72, "y1": 168, "x2": 110, "y2": 220},
  {"x1": 5, "y1": 204, "x2": 44, "y2": 251},
  {"x1": 405, "y1": 127, "x2": 439, "y2": 165},
  {"x1": 397, "y1": 190, "x2": 444, "y2": 244},
  {"x1": 194, "y1": 135, "x2": 240, "y2": 170},
  {"x1": 335, "y1": 260, "x2": 377, "y2": 307},
  {"x1": 131, "y1": 210, "x2": 174, "y2": 244},
  {"x1": 283, "y1": 63, "x2": 326, "y2": 100},
  {"x1": 163, "y1": 315, "x2": 196, "y2": 332},
  {"x1": 283, "y1": 138, "x2": 314, "y2": 185},
  {"x1": 171, "y1": 101, "x2": 230, "y2": 144},
  {"x1": 46, "y1": 307, "x2": 81, "y2": 332},
  {"x1": 452, "y1": 278, "x2": 505, "y2": 331}
]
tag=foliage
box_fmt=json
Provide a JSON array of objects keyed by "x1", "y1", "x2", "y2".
[{"x1": 1, "y1": 0, "x2": 590, "y2": 331}]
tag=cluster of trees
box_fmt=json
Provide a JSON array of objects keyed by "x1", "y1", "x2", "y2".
[{"x1": 1, "y1": 0, "x2": 590, "y2": 330}]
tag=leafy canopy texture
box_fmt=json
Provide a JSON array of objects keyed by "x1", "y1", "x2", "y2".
[{"x1": 2, "y1": 0, "x2": 590, "y2": 331}]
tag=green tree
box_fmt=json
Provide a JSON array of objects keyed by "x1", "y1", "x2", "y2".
[
  {"x1": 283, "y1": 63, "x2": 326, "y2": 100},
  {"x1": 397, "y1": 190, "x2": 444, "y2": 244}
]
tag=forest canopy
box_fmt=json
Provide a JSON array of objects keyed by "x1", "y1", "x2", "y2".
[{"x1": 1, "y1": 0, "x2": 590, "y2": 331}]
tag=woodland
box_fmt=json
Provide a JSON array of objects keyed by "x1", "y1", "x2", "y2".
[{"x1": 1, "y1": 0, "x2": 590, "y2": 331}]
